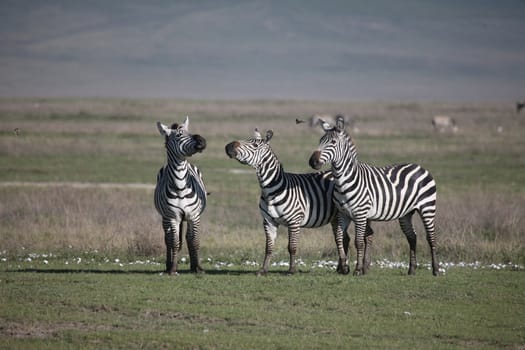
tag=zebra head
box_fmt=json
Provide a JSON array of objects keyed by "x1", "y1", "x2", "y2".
[
  {"x1": 157, "y1": 116, "x2": 206, "y2": 160},
  {"x1": 225, "y1": 129, "x2": 274, "y2": 168},
  {"x1": 309, "y1": 115, "x2": 354, "y2": 170}
]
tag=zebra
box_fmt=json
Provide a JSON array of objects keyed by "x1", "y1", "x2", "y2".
[
  {"x1": 225, "y1": 128, "x2": 361, "y2": 276},
  {"x1": 309, "y1": 116, "x2": 439, "y2": 276},
  {"x1": 154, "y1": 116, "x2": 207, "y2": 275}
]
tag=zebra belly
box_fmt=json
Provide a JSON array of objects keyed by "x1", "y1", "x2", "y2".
[
  {"x1": 261, "y1": 201, "x2": 329, "y2": 228},
  {"x1": 334, "y1": 191, "x2": 408, "y2": 222}
]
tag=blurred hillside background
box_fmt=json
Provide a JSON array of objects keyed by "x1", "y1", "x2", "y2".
[{"x1": 1, "y1": 0, "x2": 524, "y2": 101}]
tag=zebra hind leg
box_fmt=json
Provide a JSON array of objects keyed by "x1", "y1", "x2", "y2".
[
  {"x1": 420, "y1": 210, "x2": 439, "y2": 276},
  {"x1": 399, "y1": 213, "x2": 417, "y2": 275},
  {"x1": 163, "y1": 218, "x2": 181, "y2": 275}
]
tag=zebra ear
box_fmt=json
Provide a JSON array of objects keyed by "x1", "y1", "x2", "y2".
[
  {"x1": 265, "y1": 130, "x2": 274, "y2": 143},
  {"x1": 335, "y1": 115, "x2": 345, "y2": 131},
  {"x1": 180, "y1": 116, "x2": 189, "y2": 132},
  {"x1": 157, "y1": 122, "x2": 172, "y2": 136},
  {"x1": 253, "y1": 128, "x2": 262, "y2": 139}
]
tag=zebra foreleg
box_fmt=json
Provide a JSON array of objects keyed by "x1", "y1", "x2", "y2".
[
  {"x1": 363, "y1": 222, "x2": 374, "y2": 274},
  {"x1": 163, "y1": 218, "x2": 181, "y2": 275},
  {"x1": 353, "y1": 219, "x2": 368, "y2": 275},
  {"x1": 332, "y1": 214, "x2": 350, "y2": 275},
  {"x1": 186, "y1": 218, "x2": 204, "y2": 274},
  {"x1": 257, "y1": 220, "x2": 278, "y2": 276},
  {"x1": 399, "y1": 213, "x2": 417, "y2": 275},
  {"x1": 286, "y1": 223, "x2": 301, "y2": 275}
]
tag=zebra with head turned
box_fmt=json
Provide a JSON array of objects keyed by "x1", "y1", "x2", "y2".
[
  {"x1": 309, "y1": 116, "x2": 439, "y2": 276},
  {"x1": 225, "y1": 128, "x2": 362, "y2": 276},
  {"x1": 155, "y1": 116, "x2": 207, "y2": 275}
]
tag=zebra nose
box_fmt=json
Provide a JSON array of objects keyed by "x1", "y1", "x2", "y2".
[
  {"x1": 194, "y1": 135, "x2": 206, "y2": 152},
  {"x1": 309, "y1": 151, "x2": 323, "y2": 170},
  {"x1": 225, "y1": 141, "x2": 239, "y2": 158}
]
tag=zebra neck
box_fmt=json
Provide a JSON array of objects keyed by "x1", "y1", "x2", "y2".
[
  {"x1": 332, "y1": 141, "x2": 359, "y2": 184},
  {"x1": 256, "y1": 156, "x2": 285, "y2": 190},
  {"x1": 166, "y1": 158, "x2": 190, "y2": 189}
]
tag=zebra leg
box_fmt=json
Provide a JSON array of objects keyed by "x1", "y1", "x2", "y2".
[
  {"x1": 163, "y1": 218, "x2": 181, "y2": 275},
  {"x1": 332, "y1": 214, "x2": 350, "y2": 275},
  {"x1": 353, "y1": 219, "x2": 368, "y2": 276},
  {"x1": 286, "y1": 223, "x2": 301, "y2": 275},
  {"x1": 420, "y1": 210, "x2": 439, "y2": 276},
  {"x1": 186, "y1": 218, "x2": 204, "y2": 273},
  {"x1": 257, "y1": 220, "x2": 278, "y2": 276},
  {"x1": 363, "y1": 221, "x2": 374, "y2": 274},
  {"x1": 399, "y1": 213, "x2": 417, "y2": 275}
]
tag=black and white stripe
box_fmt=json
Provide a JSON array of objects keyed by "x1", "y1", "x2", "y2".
[
  {"x1": 226, "y1": 129, "x2": 355, "y2": 275},
  {"x1": 155, "y1": 116, "x2": 207, "y2": 274},
  {"x1": 309, "y1": 116, "x2": 438, "y2": 276}
]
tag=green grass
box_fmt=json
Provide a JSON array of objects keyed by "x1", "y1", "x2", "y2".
[{"x1": 1, "y1": 259, "x2": 524, "y2": 349}]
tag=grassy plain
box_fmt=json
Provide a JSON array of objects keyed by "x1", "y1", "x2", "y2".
[
  {"x1": 0, "y1": 98, "x2": 524, "y2": 348},
  {"x1": 0, "y1": 98, "x2": 523, "y2": 264},
  {"x1": 1, "y1": 261, "x2": 524, "y2": 349}
]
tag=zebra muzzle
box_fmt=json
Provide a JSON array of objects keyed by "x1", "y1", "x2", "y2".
[
  {"x1": 309, "y1": 150, "x2": 323, "y2": 170},
  {"x1": 194, "y1": 135, "x2": 206, "y2": 152},
  {"x1": 225, "y1": 141, "x2": 239, "y2": 159}
]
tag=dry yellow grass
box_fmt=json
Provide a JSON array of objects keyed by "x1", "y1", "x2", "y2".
[{"x1": 1, "y1": 98, "x2": 524, "y2": 266}]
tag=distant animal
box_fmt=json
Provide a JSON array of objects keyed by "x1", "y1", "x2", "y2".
[
  {"x1": 154, "y1": 116, "x2": 208, "y2": 275},
  {"x1": 225, "y1": 129, "x2": 367, "y2": 275},
  {"x1": 295, "y1": 118, "x2": 306, "y2": 124},
  {"x1": 517, "y1": 101, "x2": 524, "y2": 114},
  {"x1": 13, "y1": 128, "x2": 20, "y2": 136},
  {"x1": 309, "y1": 115, "x2": 439, "y2": 276},
  {"x1": 432, "y1": 115, "x2": 458, "y2": 133}
]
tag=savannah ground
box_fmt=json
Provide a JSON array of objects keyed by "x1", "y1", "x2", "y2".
[{"x1": 0, "y1": 98, "x2": 524, "y2": 348}]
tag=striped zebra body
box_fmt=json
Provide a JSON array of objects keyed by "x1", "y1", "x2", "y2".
[
  {"x1": 154, "y1": 117, "x2": 207, "y2": 274},
  {"x1": 309, "y1": 116, "x2": 438, "y2": 276},
  {"x1": 226, "y1": 129, "x2": 353, "y2": 275}
]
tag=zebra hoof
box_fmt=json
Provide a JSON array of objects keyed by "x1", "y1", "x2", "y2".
[
  {"x1": 337, "y1": 264, "x2": 350, "y2": 275},
  {"x1": 353, "y1": 269, "x2": 363, "y2": 276},
  {"x1": 191, "y1": 266, "x2": 206, "y2": 274},
  {"x1": 256, "y1": 269, "x2": 267, "y2": 277}
]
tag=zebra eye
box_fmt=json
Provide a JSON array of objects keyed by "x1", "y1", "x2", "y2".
[
  {"x1": 252, "y1": 142, "x2": 259, "y2": 148},
  {"x1": 330, "y1": 140, "x2": 337, "y2": 145}
]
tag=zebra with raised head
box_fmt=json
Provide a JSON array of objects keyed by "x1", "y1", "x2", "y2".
[
  {"x1": 309, "y1": 116, "x2": 439, "y2": 276},
  {"x1": 225, "y1": 129, "x2": 360, "y2": 275},
  {"x1": 155, "y1": 116, "x2": 207, "y2": 275}
]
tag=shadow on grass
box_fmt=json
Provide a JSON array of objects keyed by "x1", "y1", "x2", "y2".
[{"x1": 11, "y1": 268, "x2": 304, "y2": 276}]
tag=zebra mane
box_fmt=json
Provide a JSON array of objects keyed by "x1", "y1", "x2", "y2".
[{"x1": 343, "y1": 128, "x2": 359, "y2": 160}]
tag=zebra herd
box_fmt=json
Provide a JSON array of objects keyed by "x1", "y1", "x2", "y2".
[{"x1": 155, "y1": 115, "x2": 438, "y2": 276}]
